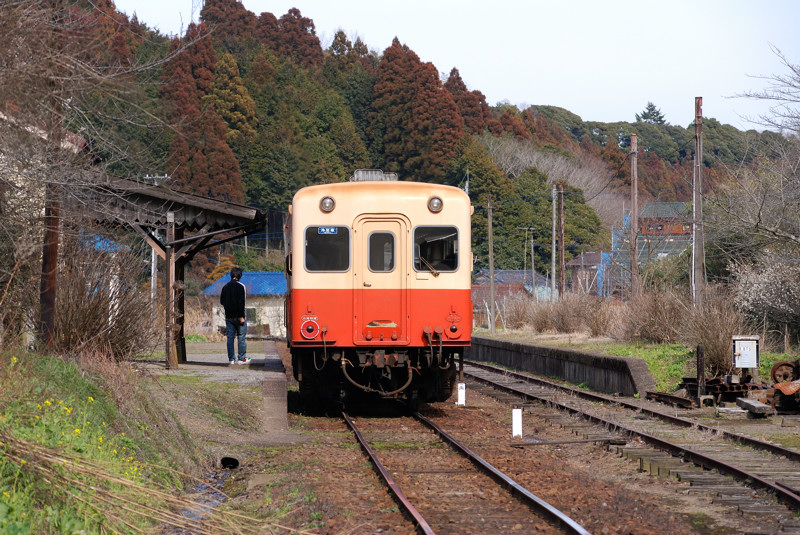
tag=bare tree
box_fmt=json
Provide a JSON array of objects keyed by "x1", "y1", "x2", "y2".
[
  {"x1": 478, "y1": 133, "x2": 627, "y2": 228},
  {"x1": 0, "y1": 2, "x2": 195, "y2": 350},
  {"x1": 739, "y1": 45, "x2": 800, "y2": 135}
]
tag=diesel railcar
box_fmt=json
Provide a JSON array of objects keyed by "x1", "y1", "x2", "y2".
[{"x1": 285, "y1": 170, "x2": 473, "y2": 407}]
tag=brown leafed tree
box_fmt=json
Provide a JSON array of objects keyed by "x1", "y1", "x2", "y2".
[
  {"x1": 255, "y1": 7, "x2": 323, "y2": 68},
  {"x1": 498, "y1": 109, "x2": 530, "y2": 140},
  {"x1": 370, "y1": 39, "x2": 464, "y2": 181},
  {"x1": 161, "y1": 22, "x2": 244, "y2": 203},
  {"x1": 200, "y1": 0, "x2": 257, "y2": 61},
  {"x1": 444, "y1": 67, "x2": 492, "y2": 134}
]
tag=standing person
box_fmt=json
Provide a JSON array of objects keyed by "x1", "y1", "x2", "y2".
[{"x1": 220, "y1": 267, "x2": 249, "y2": 365}]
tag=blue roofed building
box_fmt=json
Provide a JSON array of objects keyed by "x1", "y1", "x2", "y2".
[{"x1": 202, "y1": 271, "x2": 287, "y2": 338}]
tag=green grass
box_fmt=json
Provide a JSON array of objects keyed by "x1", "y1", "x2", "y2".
[
  {"x1": 0, "y1": 350, "x2": 215, "y2": 534},
  {"x1": 0, "y1": 352, "x2": 158, "y2": 533},
  {"x1": 578, "y1": 342, "x2": 693, "y2": 392}
]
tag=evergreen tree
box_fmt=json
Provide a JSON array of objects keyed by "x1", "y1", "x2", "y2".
[
  {"x1": 635, "y1": 101, "x2": 666, "y2": 125},
  {"x1": 204, "y1": 52, "x2": 257, "y2": 147}
]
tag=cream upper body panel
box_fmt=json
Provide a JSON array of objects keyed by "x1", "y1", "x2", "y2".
[{"x1": 289, "y1": 181, "x2": 472, "y2": 291}]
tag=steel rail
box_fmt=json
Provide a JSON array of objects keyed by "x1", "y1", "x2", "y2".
[
  {"x1": 464, "y1": 362, "x2": 800, "y2": 511},
  {"x1": 413, "y1": 412, "x2": 593, "y2": 535},
  {"x1": 466, "y1": 360, "x2": 800, "y2": 462},
  {"x1": 342, "y1": 412, "x2": 436, "y2": 535}
]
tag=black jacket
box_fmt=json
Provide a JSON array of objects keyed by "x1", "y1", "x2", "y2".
[{"x1": 220, "y1": 279, "x2": 246, "y2": 319}]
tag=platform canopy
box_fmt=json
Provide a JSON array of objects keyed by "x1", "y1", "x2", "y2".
[{"x1": 75, "y1": 175, "x2": 268, "y2": 367}]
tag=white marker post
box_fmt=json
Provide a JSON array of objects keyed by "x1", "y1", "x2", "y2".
[
  {"x1": 456, "y1": 383, "x2": 465, "y2": 406},
  {"x1": 512, "y1": 408, "x2": 522, "y2": 437}
]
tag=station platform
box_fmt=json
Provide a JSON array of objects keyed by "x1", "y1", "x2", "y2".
[{"x1": 141, "y1": 339, "x2": 301, "y2": 445}]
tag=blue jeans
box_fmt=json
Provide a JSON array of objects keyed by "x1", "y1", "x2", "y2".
[{"x1": 225, "y1": 318, "x2": 247, "y2": 361}]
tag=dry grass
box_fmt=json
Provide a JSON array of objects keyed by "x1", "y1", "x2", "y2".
[
  {"x1": 496, "y1": 287, "x2": 750, "y2": 378},
  {"x1": 0, "y1": 430, "x2": 307, "y2": 535},
  {"x1": 680, "y1": 285, "x2": 753, "y2": 375},
  {"x1": 620, "y1": 289, "x2": 688, "y2": 344}
]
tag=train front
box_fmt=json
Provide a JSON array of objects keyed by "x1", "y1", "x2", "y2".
[{"x1": 286, "y1": 172, "x2": 473, "y2": 407}]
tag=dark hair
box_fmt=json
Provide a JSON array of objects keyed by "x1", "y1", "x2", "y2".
[{"x1": 230, "y1": 267, "x2": 243, "y2": 280}]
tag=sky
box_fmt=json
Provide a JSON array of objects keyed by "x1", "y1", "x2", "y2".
[{"x1": 114, "y1": 0, "x2": 800, "y2": 130}]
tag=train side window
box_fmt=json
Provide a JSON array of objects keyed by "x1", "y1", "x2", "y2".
[
  {"x1": 305, "y1": 226, "x2": 350, "y2": 272},
  {"x1": 368, "y1": 232, "x2": 395, "y2": 272},
  {"x1": 413, "y1": 226, "x2": 458, "y2": 272}
]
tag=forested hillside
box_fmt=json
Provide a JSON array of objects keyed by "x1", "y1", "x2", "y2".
[{"x1": 38, "y1": 0, "x2": 782, "y2": 278}]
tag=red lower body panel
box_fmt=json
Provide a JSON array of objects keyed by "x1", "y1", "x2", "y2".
[{"x1": 288, "y1": 288, "x2": 472, "y2": 348}]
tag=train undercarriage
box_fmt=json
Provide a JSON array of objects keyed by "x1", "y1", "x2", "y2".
[{"x1": 291, "y1": 346, "x2": 462, "y2": 410}]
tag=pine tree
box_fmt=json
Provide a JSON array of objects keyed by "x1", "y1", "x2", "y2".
[
  {"x1": 256, "y1": 8, "x2": 323, "y2": 68},
  {"x1": 635, "y1": 102, "x2": 666, "y2": 125}
]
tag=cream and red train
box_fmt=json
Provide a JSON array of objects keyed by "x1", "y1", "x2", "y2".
[{"x1": 285, "y1": 170, "x2": 473, "y2": 406}]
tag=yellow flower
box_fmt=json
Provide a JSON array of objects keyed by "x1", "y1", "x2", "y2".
[
  {"x1": 12, "y1": 357, "x2": 17, "y2": 364},
  {"x1": 45, "y1": 400, "x2": 51, "y2": 406},
  {"x1": 74, "y1": 428, "x2": 81, "y2": 435},
  {"x1": 88, "y1": 396, "x2": 94, "y2": 402},
  {"x1": 3, "y1": 491, "x2": 10, "y2": 498}
]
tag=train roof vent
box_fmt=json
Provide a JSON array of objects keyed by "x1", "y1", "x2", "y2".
[{"x1": 350, "y1": 169, "x2": 398, "y2": 182}]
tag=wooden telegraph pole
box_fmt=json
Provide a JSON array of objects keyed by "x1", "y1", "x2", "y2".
[
  {"x1": 557, "y1": 184, "x2": 565, "y2": 297},
  {"x1": 630, "y1": 134, "x2": 641, "y2": 299},
  {"x1": 487, "y1": 195, "x2": 495, "y2": 334},
  {"x1": 550, "y1": 186, "x2": 557, "y2": 301},
  {"x1": 692, "y1": 97, "x2": 705, "y2": 308}
]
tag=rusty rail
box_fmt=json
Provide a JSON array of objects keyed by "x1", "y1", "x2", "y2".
[
  {"x1": 342, "y1": 412, "x2": 435, "y2": 535},
  {"x1": 465, "y1": 360, "x2": 800, "y2": 512}
]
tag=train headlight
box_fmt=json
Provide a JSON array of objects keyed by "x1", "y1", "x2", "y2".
[
  {"x1": 427, "y1": 196, "x2": 443, "y2": 213},
  {"x1": 320, "y1": 196, "x2": 335, "y2": 213}
]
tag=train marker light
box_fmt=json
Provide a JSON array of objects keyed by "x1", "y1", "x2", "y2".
[
  {"x1": 427, "y1": 196, "x2": 443, "y2": 213},
  {"x1": 320, "y1": 196, "x2": 335, "y2": 212}
]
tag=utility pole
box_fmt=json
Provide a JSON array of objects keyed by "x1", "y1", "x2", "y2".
[
  {"x1": 550, "y1": 186, "x2": 557, "y2": 301},
  {"x1": 692, "y1": 97, "x2": 706, "y2": 308},
  {"x1": 630, "y1": 134, "x2": 641, "y2": 299},
  {"x1": 557, "y1": 184, "x2": 565, "y2": 297},
  {"x1": 488, "y1": 195, "x2": 495, "y2": 334},
  {"x1": 518, "y1": 227, "x2": 535, "y2": 288},
  {"x1": 39, "y1": 2, "x2": 64, "y2": 349}
]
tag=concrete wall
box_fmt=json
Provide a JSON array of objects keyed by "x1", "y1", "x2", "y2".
[
  {"x1": 466, "y1": 336, "x2": 655, "y2": 396},
  {"x1": 212, "y1": 296, "x2": 287, "y2": 338}
]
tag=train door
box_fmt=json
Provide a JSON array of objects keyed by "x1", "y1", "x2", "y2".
[{"x1": 354, "y1": 217, "x2": 408, "y2": 345}]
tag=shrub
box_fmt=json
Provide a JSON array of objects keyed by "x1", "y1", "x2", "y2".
[
  {"x1": 621, "y1": 289, "x2": 687, "y2": 344},
  {"x1": 53, "y1": 231, "x2": 158, "y2": 360},
  {"x1": 680, "y1": 285, "x2": 753, "y2": 376}
]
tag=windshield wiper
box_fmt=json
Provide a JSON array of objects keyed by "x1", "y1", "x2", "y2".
[{"x1": 419, "y1": 256, "x2": 440, "y2": 277}]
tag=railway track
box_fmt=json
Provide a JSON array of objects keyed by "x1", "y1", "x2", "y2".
[
  {"x1": 464, "y1": 360, "x2": 800, "y2": 535},
  {"x1": 342, "y1": 411, "x2": 592, "y2": 535}
]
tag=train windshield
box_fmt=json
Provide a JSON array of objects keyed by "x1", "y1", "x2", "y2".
[
  {"x1": 305, "y1": 226, "x2": 350, "y2": 272},
  {"x1": 413, "y1": 226, "x2": 458, "y2": 273}
]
